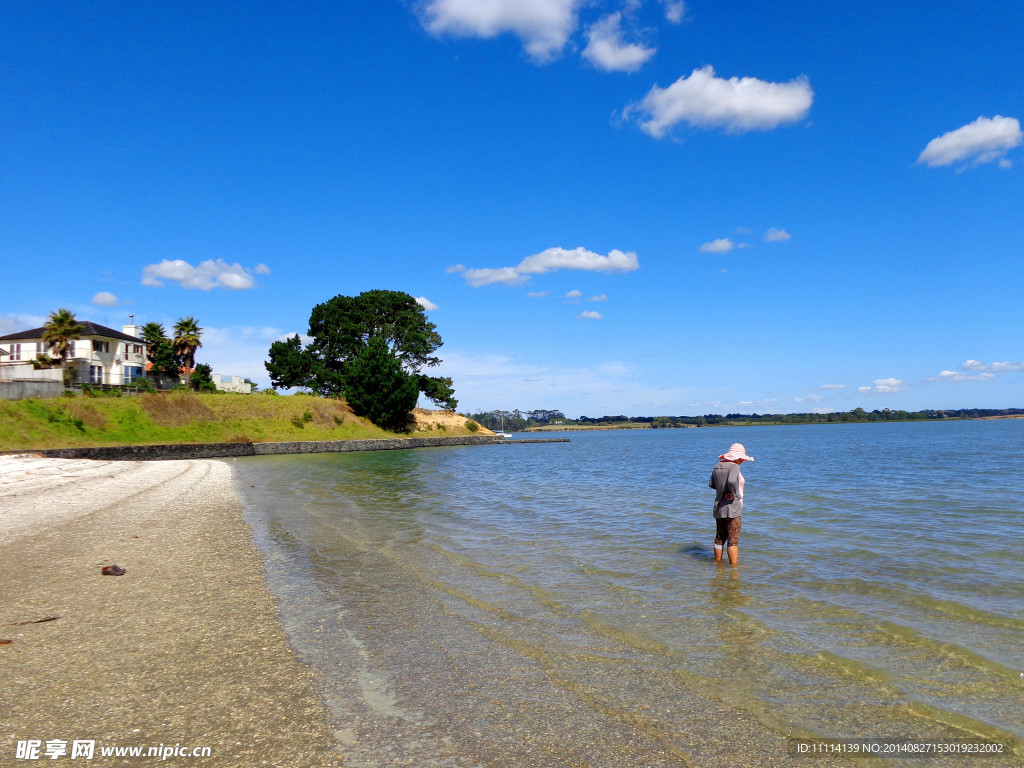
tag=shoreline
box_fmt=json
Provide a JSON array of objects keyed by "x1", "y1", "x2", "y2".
[{"x1": 0, "y1": 455, "x2": 337, "y2": 767}]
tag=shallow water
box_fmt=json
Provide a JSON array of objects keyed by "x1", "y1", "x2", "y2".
[{"x1": 236, "y1": 420, "x2": 1024, "y2": 767}]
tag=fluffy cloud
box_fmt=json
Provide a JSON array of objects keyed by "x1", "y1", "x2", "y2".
[
  {"x1": 763, "y1": 228, "x2": 792, "y2": 242},
  {"x1": 794, "y1": 394, "x2": 825, "y2": 404},
  {"x1": 445, "y1": 264, "x2": 466, "y2": 274},
  {"x1": 582, "y1": 13, "x2": 656, "y2": 73},
  {"x1": 91, "y1": 292, "x2": 118, "y2": 306},
  {"x1": 956, "y1": 359, "x2": 1024, "y2": 373},
  {"x1": 527, "y1": 291, "x2": 549, "y2": 298},
  {"x1": 587, "y1": 294, "x2": 608, "y2": 302},
  {"x1": 518, "y1": 246, "x2": 638, "y2": 275},
  {"x1": 817, "y1": 384, "x2": 845, "y2": 390},
  {"x1": 626, "y1": 66, "x2": 813, "y2": 138},
  {"x1": 462, "y1": 267, "x2": 527, "y2": 288},
  {"x1": 929, "y1": 370, "x2": 995, "y2": 383},
  {"x1": 459, "y1": 247, "x2": 639, "y2": 287},
  {"x1": 141, "y1": 259, "x2": 267, "y2": 291},
  {"x1": 917, "y1": 116, "x2": 1022, "y2": 169},
  {"x1": 858, "y1": 378, "x2": 907, "y2": 394},
  {"x1": 415, "y1": 296, "x2": 439, "y2": 311},
  {"x1": 699, "y1": 238, "x2": 735, "y2": 253},
  {"x1": 418, "y1": 0, "x2": 581, "y2": 63},
  {"x1": 0, "y1": 314, "x2": 45, "y2": 335},
  {"x1": 662, "y1": 0, "x2": 685, "y2": 23},
  {"x1": 579, "y1": 310, "x2": 603, "y2": 319}
]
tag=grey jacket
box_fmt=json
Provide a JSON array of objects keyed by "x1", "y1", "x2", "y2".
[{"x1": 709, "y1": 461, "x2": 742, "y2": 519}]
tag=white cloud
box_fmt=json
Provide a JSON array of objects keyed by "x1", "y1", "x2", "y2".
[
  {"x1": 991, "y1": 361, "x2": 1024, "y2": 372},
  {"x1": 581, "y1": 13, "x2": 656, "y2": 73},
  {"x1": 794, "y1": 394, "x2": 825, "y2": 404},
  {"x1": 662, "y1": 0, "x2": 685, "y2": 23},
  {"x1": 527, "y1": 291, "x2": 549, "y2": 298},
  {"x1": 415, "y1": 296, "x2": 439, "y2": 311},
  {"x1": 459, "y1": 247, "x2": 639, "y2": 287},
  {"x1": 0, "y1": 313, "x2": 45, "y2": 335},
  {"x1": 141, "y1": 259, "x2": 265, "y2": 291},
  {"x1": 254, "y1": 263, "x2": 272, "y2": 275},
  {"x1": 445, "y1": 264, "x2": 466, "y2": 274},
  {"x1": 579, "y1": 310, "x2": 603, "y2": 319},
  {"x1": 699, "y1": 238, "x2": 735, "y2": 253},
  {"x1": 462, "y1": 266, "x2": 528, "y2": 288},
  {"x1": 763, "y1": 227, "x2": 792, "y2": 242},
  {"x1": 929, "y1": 370, "x2": 996, "y2": 383},
  {"x1": 958, "y1": 359, "x2": 1024, "y2": 373},
  {"x1": 91, "y1": 292, "x2": 118, "y2": 306},
  {"x1": 518, "y1": 247, "x2": 639, "y2": 275},
  {"x1": 626, "y1": 65, "x2": 813, "y2": 138},
  {"x1": 858, "y1": 378, "x2": 907, "y2": 394},
  {"x1": 587, "y1": 294, "x2": 608, "y2": 302},
  {"x1": 818, "y1": 384, "x2": 845, "y2": 390},
  {"x1": 917, "y1": 115, "x2": 1023, "y2": 169},
  {"x1": 418, "y1": 0, "x2": 581, "y2": 63}
]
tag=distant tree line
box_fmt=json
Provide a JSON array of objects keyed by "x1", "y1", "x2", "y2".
[
  {"x1": 464, "y1": 407, "x2": 1024, "y2": 431},
  {"x1": 465, "y1": 409, "x2": 567, "y2": 432}
]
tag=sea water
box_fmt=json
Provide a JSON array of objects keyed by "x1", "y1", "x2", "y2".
[{"x1": 234, "y1": 420, "x2": 1024, "y2": 767}]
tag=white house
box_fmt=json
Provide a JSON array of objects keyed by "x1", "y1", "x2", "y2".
[
  {"x1": 0, "y1": 321, "x2": 148, "y2": 385},
  {"x1": 213, "y1": 374, "x2": 253, "y2": 394}
]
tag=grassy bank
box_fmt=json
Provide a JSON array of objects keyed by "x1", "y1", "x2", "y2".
[{"x1": 0, "y1": 392, "x2": 480, "y2": 450}]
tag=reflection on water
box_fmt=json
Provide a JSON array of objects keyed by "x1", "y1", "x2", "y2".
[{"x1": 236, "y1": 421, "x2": 1024, "y2": 767}]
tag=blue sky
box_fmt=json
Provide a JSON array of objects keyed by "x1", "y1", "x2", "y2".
[{"x1": 3, "y1": 0, "x2": 1022, "y2": 417}]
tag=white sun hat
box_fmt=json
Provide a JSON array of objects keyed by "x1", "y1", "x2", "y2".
[{"x1": 720, "y1": 443, "x2": 754, "y2": 461}]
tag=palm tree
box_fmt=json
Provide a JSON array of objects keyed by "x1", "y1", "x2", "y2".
[
  {"x1": 139, "y1": 322, "x2": 168, "y2": 360},
  {"x1": 43, "y1": 308, "x2": 84, "y2": 372},
  {"x1": 173, "y1": 316, "x2": 203, "y2": 382}
]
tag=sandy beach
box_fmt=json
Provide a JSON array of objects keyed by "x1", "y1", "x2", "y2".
[{"x1": 0, "y1": 455, "x2": 337, "y2": 767}]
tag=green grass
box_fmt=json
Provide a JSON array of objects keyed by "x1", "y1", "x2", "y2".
[{"x1": 0, "y1": 392, "x2": 413, "y2": 450}]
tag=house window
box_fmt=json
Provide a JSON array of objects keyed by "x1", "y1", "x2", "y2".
[
  {"x1": 36, "y1": 342, "x2": 45, "y2": 355},
  {"x1": 92, "y1": 340, "x2": 110, "y2": 354},
  {"x1": 11, "y1": 343, "x2": 22, "y2": 361},
  {"x1": 123, "y1": 365, "x2": 143, "y2": 384},
  {"x1": 89, "y1": 365, "x2": 103, "y2": 384}
]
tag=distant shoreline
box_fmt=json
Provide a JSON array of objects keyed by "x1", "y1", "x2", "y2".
[{"x1": 521, "y1": 414, "x2": 1024, "y2": 432}]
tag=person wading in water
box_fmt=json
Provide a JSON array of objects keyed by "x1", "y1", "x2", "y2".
[{"x1": 709, "y1": 443, "x2": 754, "y2": 565}]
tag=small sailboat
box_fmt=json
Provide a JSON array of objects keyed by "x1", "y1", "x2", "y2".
[{"x1": 494, "y1": 412, "x2": 511, "y2": 438}]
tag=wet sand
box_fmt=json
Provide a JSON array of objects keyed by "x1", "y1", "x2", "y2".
[{"x1": 0, "y1": 455, "x2": 338, "y2": 767}]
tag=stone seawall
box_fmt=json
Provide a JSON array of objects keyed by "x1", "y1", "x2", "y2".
[{"x1": 15, "y1": 436, "x2": 568, "y2": 461}]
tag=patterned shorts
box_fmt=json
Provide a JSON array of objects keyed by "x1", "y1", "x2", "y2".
[{"x1": 714, "y1": 517, "x2": 742, "y2": 547}]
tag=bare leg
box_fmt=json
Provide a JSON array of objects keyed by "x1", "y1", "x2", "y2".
[
  {"x1": 727, "y1": 545, "x2": 739, "y2": 566},
  {"x1": 714, "y1": 544, "x2": 724, "y2": 563}
]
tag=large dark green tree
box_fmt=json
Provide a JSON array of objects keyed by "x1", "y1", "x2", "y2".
[
  {"x1": 266, "y1": 290, "x2": 457, "y2": 425},
  {"x1": 341, "y1": 336, "x2": 420, "y2": 431}
]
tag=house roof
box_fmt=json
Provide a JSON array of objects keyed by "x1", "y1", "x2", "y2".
[{"x1": 0, "y1": 321, "x2": 144, "y2": 344}]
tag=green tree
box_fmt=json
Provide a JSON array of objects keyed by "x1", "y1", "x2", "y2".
[
  {"x1": 265, "y1": 335, "x2": 318, "y2": 392},
  {"x1": 173, "y1": 316, "x2": 203, "y2": 382},
  {"x1": 189, "y1": 363, "x2": 217, "y2": 393},
  {"x1": 43, "y1": 308, "x2": 84, "y2": 370},
  {"x1": 147, "y1": 340, "x2": 181, "y2": 384},
  {"x1": 341, "y1": 335, "x2": 420, "y2": 430},
  {"x1": 266, "y1": 290, "x2": 457, "y2": 412},
  {"x1": 140, "y1": 322, "x2": 168, "y2": 360}
]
